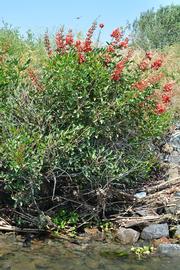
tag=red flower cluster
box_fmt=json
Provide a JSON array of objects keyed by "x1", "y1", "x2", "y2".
[
  {"x1": 162, "y1": 94, "x2": 171, "y2": 104},
  {"x1": 132, "y1": 80, "x2": 149, "y2": 91},
  {"x1": 151, "y1": 58, "x2": 163, "y2": 70},
  {"x1": 154, "y1": 81, "x2": 174, "y2": 114},
  {"x1": 111, "y1": 49, "x2": 132, "y2": 81},
  {"x1": 75, "y1": 22, "x2": 97, "y2": 63},
  {"x1": 139, "y1": 59, "x2": 149, "y2": 71},
  {"x1": 163, "y1": 82, "x2": 174, "y2": 92},
  {"x1": 111, "y1": 28, "x2": 122, "y2": 42},
  {"x1": 111, "y1": 61, "x2": 125, "y2": 81},
  {"x1": 132, "y1": 73, "x2": 164, "y2": 91},
  {"x1": 155, "y1": 103, "x2": 166, "y2": 114},
  {"x1": 148, "y1": 73, "x2": 164, "y2": 85},
  {"x1": 28, "y1": 69, "x2": 43, "y2": 92},
  {"x1": 99, "y1": 23, "x2": 104, "y2": 28},
  {"x1": 65, "y1": 30, "x2": 74, "y2": 45},
  {"x1": 56, "y1": 31, "x2": 65, "y2": 51},
  {"x1": 44, "y1": 32, "x2": 52, "y2": 57},
  {"x1": 119, "y1": 37, "x2": 129, "y2": 48},
  {"x1": 85, "y1": 21, "x2": 97, "y2": 44},
  {"x1": 104, "y1": 53, "x2": 112, "y2": 64},
  {"x1": 78, "y1": 53, "x2": 86, "y2": 64},
  {"x1": 146, "y1": 51, "x2": 153, "y2": 60},
  {"x1": 107, "y1": 44, "x2": 115, "y2": 53}
]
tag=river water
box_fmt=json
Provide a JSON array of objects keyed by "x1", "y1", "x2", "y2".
[{"x1": 0, "y1": 233, "x2": 180, "y2": 270}]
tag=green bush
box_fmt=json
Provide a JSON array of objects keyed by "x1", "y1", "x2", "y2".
[
  {"x1": 0, "y1": 24, "x2": 173, "y2": 212},
  {"x1": 132, "y1": 5, "x2": 180, "y2": 49}
]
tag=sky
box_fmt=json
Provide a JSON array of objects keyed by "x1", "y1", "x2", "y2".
[{"x1": 1, "y1": 0, "x2": 180, "y2": 40}]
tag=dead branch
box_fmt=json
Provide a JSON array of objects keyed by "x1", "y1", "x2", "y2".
[{"x1": 146, "y1": 177, "x2": 180, "y2": 194}]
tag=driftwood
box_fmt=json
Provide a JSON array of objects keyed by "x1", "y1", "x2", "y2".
[
  {"x1": 112, "y1": 213, "x2": 179, "y2": 228},
  {"x1": 146, "y1": 177, "x2": 180, "y2": 194},
  {"x1": 0, "y1": 217, "x2": 45, "y2": 233},
  {"x1": 111, "y1": 175, "x2": 180, "y2": 228},
  {"x1": 0, "y1": 224, "x2": 45, "y2": 233}
]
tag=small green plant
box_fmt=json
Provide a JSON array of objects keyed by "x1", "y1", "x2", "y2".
[
  {"x1": 52, "y1": 209, "x2": 79, "y2": 235},
  {"x1": 99, "y1": 221, "x2": 113, "y2": 232},
  {"x1": 131, "y1": 246, "x2": 154, "y2": 258}
]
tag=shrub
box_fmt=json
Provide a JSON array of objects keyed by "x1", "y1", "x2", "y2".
[
  {"x1": 0, "y1": 23, "x2": 174, "y2": 215},
  {"x1": 132, "y1": 5, "x2": 180, "y2": 50}
]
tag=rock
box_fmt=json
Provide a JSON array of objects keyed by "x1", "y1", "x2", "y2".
[
  {"x1": 167, "y1": 164, "x2": 179, "y2": 180},
  {"x1": 152, "y1": 237, "x2": 171, "y2": 248},
  {"x1": 134, "y1": 192, "x2": 147, "y2": 199},
  {"x1": 115, "y1": 227, "x2": 140, "y2": 244},
  {"x1": 141, "y1": 223, "x2": 169, "y2": 240},
  {"x1": 174, "y1": 225, "x2": 180, "y2": 239},
  {"x1": 170, "y1": 132, "x2": 180, "y2": 150},
  {"x1": 169, "y1": 152, "x2": 180, "y2": 165},
  {"x1": 165, "y1": 197, "x2": 180, "y2": 214},
  {"x1": 158, "y1": 244, "x2": 180, "y2": 256},
  {"x1": 162, "y1": 143, "x2": 173, "y2": 154},
  {"x1": 175, "y1": 192, "x2": 180, "y2": 198},
  {"x1": 84, "y1": 227, "x2": 103, "y2": 241}
]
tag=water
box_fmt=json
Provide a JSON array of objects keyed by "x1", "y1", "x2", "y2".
[{"x1": 0, "y1": 233, "x2": 180, "y2": 270}]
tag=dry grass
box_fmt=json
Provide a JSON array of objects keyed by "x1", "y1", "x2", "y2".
[{"x1": 163, "y1": 43, "x2": 180, "y2": 116}]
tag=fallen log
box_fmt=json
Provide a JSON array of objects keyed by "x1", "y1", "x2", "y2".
[
  {"x1": 111, "y1": 213, "x2": 179, "y2": 228},
  {"x1": 0, "y1": 224, "x2": 45, "y2": 233},
  {"x1": 146, "y1": 177, "x2": 180, "y2": 194}
]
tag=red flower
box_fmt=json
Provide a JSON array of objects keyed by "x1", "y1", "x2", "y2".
[
  {"x1": 151, "y1": 58, "x2": 163, "y2": 70},
  {"x1": 119, "y1": 37, "x2": 129, "y2": 48},
  {"x1": 111, "y1": 72, "x2": 120, "y2": 81},
  {"x1": 132, "y1": 80, "x2": 149, "y2": 91},
  {"x1": 139, "y1": 59, "x2": 149, "y2": 71},
  {"x1": 83, "y1": 40, "x2": 92, "y2": 52},
  {"x1": 162, "y1": 94, "x2": 171, "y2": 104},
  {"x1": 78, "y1": 53, "x2": 86, "y2": 64},
  {"x1": 104, "y1": 53, "x2": 111, "y2": 64},
  {"x1": 86, "y1": 21, "x2": 97, "y2": 41},
  {"x1": 116, "y1": 61, "x2": 124, "y2": 70},
  {"x1": 148, "y1": 73, "x2": 164, "y2": 85},
  {"x1": 44, "y1": 32, "x2": 52, "y2": 57},
  {"x1": 28, "y1": 69, "x2": 44, "y2": 92},
  {"x1": 65, "y1": 31, "x2": 74, "y2": 45},
  {"x1": 163, "y1": 82, "x2": 174, "y2": 92},
  {"x1": 146, "y1": 51, "x2": 153, "y2": 60},
  {"x1": 155, "y1": 103, "x2": 166, "y2": 114},
  {"x1": 111, "y1": 28, "x2": 122, "y2": 41},
  {"x1": 55, "y1": 31, "x2": 65, "y2": 51},
  {"x1": 99, "y1": 23, "x2": 104, "y2": 28},
  {"x1": 107, "y1": 45, "x2": 115, "y2": 53}
]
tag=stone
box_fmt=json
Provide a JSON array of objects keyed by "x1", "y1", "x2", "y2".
[
  {"x1": 141, "y1": 223, "x2": 169, "y2": 240},
  {"x1": 170, "y1": 132, "x2": 180, "y2": 150},
  {"x1": 165, "y1": 198, "x2": 180, "y2": 214},
  {"x1": 158, "y1": 244, "x2": 180, "y2": 256},
  {"x1": 169, "y1": 152, "x2": 180, "y2": 165},
  {"x1": 84, "y1": 227, "x2": 103, "y2": 241},
  {"x1": 115, "y1": 227, "x2": 140, "y2": 245},
  {"x1": 162, "y1": 143, "x2": 173, "y2": 154},
  {"x1": 175, "y1": 192, "x2": 180, "y2": 198},
  {"x1": 134, "y1": 192, "x2": 147, "y2": 199},
  {"x1": 167, "y1": 163, "x2": 179, "y2": 179},
  {"x1": 174, "y1": 225, "x2": 180, "y2": 239},
  {"x1": 152, "y1": 237, "x2": 171, "y2": 248}
]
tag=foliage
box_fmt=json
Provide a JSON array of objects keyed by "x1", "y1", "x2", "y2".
[
  {"x1": 0, "y1": 23, "x2": 174, "y2": 219},
  {"x1": 131, "y1": 246, "x2": 154, "y2": 258},
  {"x1": 132, "y1": 5, "x2": 180, "y2": 49},
  {"x1": 52, "y1": 209, "x2": 79, "y2": 234}
]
